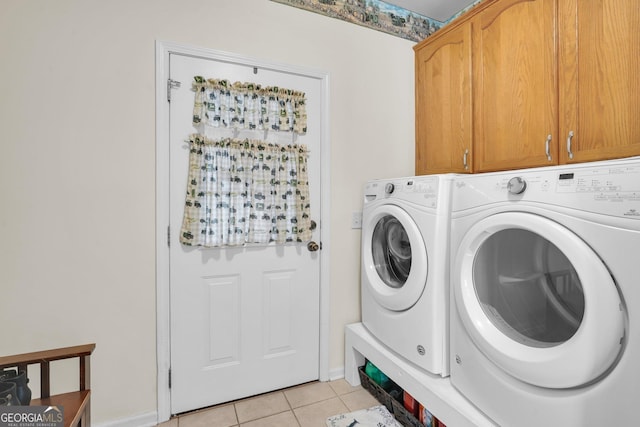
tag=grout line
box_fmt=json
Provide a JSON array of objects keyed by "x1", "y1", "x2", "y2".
[
  {"x1": 283, "y1": 389, "x2": 294, "y2": 410},
  {"x1": 232, "y1": 401, "x2": 240, "y2": 427},
  {"x1": 290, "y1": 408, "x2": 303, "y2": 427}
]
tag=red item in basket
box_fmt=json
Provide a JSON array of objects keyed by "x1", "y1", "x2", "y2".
[{"x1": 403, "y1": 391, "x2": 420, "y2": 417}]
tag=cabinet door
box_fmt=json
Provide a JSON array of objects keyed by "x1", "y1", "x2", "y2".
[
  {"x1": 472, "y1": 0, "x2": 558, "y2": 172},
  {"x1": 415, "y1": 23, "x2": 472, "y2": 175},
  {"x1": 558, "y1": 0, "x2": 640, "y2": 164}
]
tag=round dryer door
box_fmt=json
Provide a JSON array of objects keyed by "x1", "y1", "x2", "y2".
[
  {"x1": 363, "y1": 204, "x2": 428, "y2": 311},
  {"x1": 454, "y1": 212, "x2": 625, "y2": 389}
]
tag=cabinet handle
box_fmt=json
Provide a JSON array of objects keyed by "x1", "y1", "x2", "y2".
[
  {"x1": 566, "y1": 131, "x2": 574, "y2": 160},
  {"x1": 545, "y1": 134, "x2": 552, "y2": 161},
  {"x1": 463, "y1": 149, "x2": 469, "y2": 170}
]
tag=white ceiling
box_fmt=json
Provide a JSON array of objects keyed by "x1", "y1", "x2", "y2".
[{"x1": 386, "y1": 0, "x2": 477, "y2": 22}]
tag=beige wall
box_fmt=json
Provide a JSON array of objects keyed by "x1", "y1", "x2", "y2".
[{"x1": 0, "y1": 0, "x2": 414, "y2": 424}]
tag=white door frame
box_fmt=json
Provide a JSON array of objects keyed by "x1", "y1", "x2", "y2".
[{"x1": 155, "y1": 40, "x2": 331, "y2": 422}]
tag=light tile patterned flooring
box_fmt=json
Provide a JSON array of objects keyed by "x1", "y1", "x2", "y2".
[{"x1": 157, "y1": 379, "x2": 379, "y2": 427}]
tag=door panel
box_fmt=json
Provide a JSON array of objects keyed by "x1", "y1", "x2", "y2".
[
  {"x1": 415, "y1": 22, "x2": 472, "y2": 174},
  {"x1": 263, "y1": 270, "x2": 296, "y2": 356},
  {"x1": 472, "y1": 0, "x2": 558, "y2": 172},
  {"x1": 558, "y1": 0, "x2": 640, "y2": 163},
  {"x1": 207, "y1": 275, "x2": 240, "y2": 367},
  {"x1": 168, "y1": 53, "x2": 322, "y2": 414}
]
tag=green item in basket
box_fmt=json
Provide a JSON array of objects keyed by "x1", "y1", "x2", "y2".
[{"x1": 365, "y1": 360, "x2": 390, "y2": 389}]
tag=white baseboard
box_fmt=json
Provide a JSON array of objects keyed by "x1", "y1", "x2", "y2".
[
  {"x1": 95, "y1": 411, "x2": 158, "y2": 427},
  {"x1": 328, "y1": 366, "x2": 345, "y2": 382}
]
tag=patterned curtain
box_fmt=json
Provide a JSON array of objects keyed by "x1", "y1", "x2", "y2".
[
  {"x1": 192, "y1": 76, "x2": 308, "y2": 134},
  {"x1": 179, "y1": 135, "x2": 312, "y2": 247}
]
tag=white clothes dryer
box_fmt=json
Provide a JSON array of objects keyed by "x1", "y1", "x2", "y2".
[
  {"x1": 361, "y1": 175, "x2": 454, "y2": 376},
  {"x1": 449, "y1": 158, "x2": 640, "y2": 426}
]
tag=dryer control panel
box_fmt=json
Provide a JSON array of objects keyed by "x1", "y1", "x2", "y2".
[{"x1": 452, "y1": 159, "x2": 640, "y2": 220}]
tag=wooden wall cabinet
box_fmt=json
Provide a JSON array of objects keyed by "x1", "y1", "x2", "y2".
[
  {"x1": 415, "y1": 22, "x2": 472, "y2": 175},
  {"x1": 558, "y1": 0, "x2": 640, "y2": 164},
  {"x1": 472, "y1": 0, "x2": 557, "y2": 172},
  {"x1": 414, "y1": 0, "x2": 640, "y2": 174}
]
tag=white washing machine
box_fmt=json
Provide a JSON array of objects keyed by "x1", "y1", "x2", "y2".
[
  {"x1": 361, "y1": 174, "x2": 454, "y2": 377},
  {"x1": 449, "y1": 158, "x2": 640, "y2": 426}
]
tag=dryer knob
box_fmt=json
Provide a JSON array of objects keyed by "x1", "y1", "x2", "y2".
[
  {"x1": 385, "y1": 183, "x2": 395, "y2": 194},
  {"x1": 507, "y1": 176, "x2": 527, "y2": 195}
]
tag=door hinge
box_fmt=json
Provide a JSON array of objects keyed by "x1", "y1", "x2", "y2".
[
  {"x1": 168, "y1": 368, "x2": 172, "y2": 389},
  {"x1": 167, "y1": 225, "x2": 171, "y2": 247},
  {"x1": 167, "y1": 79, "x2": 181, "y2": 102}
]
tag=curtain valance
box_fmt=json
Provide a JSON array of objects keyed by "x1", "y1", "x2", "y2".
[{"x1": 192, "y1": 76, "x2": 308, "y2": 134}]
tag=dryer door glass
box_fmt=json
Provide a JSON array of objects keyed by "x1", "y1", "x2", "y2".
[
  {"x1": 473, "y1": 228, "x2": 585, "y2": 348},
  {"x1": 371, "y1": 215, "x2": 412, "y2": 288},
  {"x1": 455, "y1": 212, "x2": 624, "y2": 388}
]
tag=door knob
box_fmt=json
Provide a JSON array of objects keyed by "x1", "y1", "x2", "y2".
[{"x1": 307, "y1": 241, "x2": 320, "y2": 252}]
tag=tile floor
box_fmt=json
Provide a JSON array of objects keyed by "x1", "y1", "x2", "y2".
[{"x1": 157, "y1": 379, "x2": 379, "y2": 427}]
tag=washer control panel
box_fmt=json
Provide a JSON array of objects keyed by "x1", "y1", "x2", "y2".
[
  {"x1": 364, "y1": 176, "x2": 440, "y2": 208},
  {"x1": 384, "y1": 183, "x2": 395, "y2": 194}
]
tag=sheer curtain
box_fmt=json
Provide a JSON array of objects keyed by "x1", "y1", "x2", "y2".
[{"x1": 179, "y1": 134, "x2": 312, "y2": 247}]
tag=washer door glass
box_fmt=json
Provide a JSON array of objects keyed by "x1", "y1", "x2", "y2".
[
  {"x1": 474, "y1": 228, "x2": 584, "y2": 348},
  {"x1": 363, "y1": 204, "x2": 428, "y2": 311},
  {"x1": 372, "y1": 215, "x2": 412, "y2": 289},
  {"x1": 454, "y1": 212, "x2": 625, "y2": 389}
]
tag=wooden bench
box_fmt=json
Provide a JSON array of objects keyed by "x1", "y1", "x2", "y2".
[{"x1": 0, "y1": 344, "x2": 95, "y2": 427}]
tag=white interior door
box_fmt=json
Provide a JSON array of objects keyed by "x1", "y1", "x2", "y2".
[{"x1": 168, "y1": 53, "x2": 323, "y2": 414}]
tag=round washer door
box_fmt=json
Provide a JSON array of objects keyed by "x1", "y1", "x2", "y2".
[
  {"x1": 454, "y1": 212, "x2": 625, "y2": 389},
  {"x1": 362, "y1": 204, "x2": 428, "y2": 311}
]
